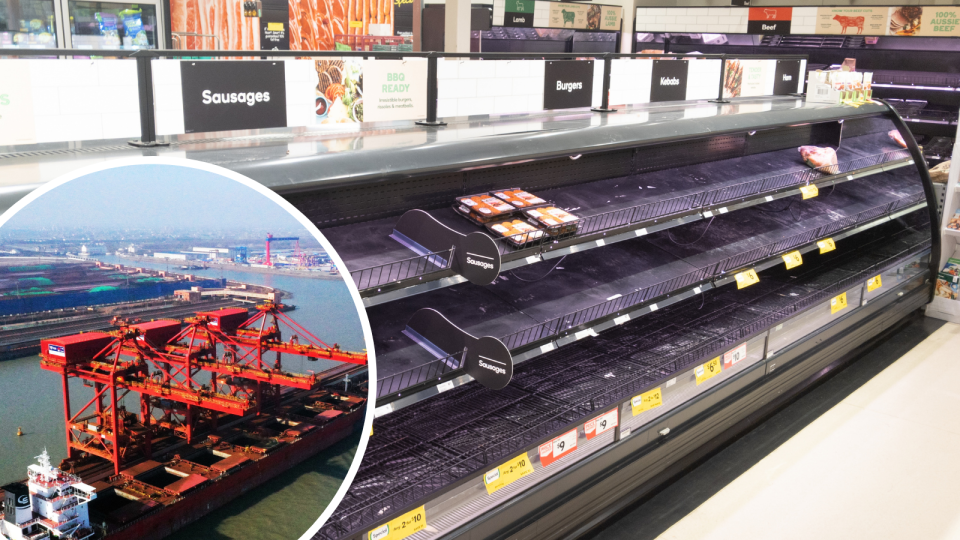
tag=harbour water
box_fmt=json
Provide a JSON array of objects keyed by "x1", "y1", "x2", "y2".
[{"x1": 0, "y1": 257, "x2": 368, "y2": 539}]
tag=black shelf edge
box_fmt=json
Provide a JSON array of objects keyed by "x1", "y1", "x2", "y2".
[
  {"x1": 356, "y1": 152, "x2": 915, "y2": 306},
  {"x1": 374, "y1": 199, "x2": 927, "y2": 409}
]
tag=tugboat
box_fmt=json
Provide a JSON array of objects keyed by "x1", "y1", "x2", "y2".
[{"x1": 1, "y1": 450, "x2": 98, "y2": 540}]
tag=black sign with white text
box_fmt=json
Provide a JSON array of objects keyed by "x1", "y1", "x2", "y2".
[
  {"x1": 260, "y1": 10, "x2": 290, "y2": 50},
  {"x1": 543, "y1": 60, "x2": 594, "y2": 110},
  {"x1": 650, "y1": 60, "x2": 688, "y2": 103},
  {"x1": 773, "y1": 60, "x2": 802, "y2": 95},
  {"x1": 180, "y1": 61, "x2": 287, "y2": 134},
  {"x1": 504, "y1": 12, "x2": 534, "y2": 27},
  {"x1": 747, "y1": 19, "x2": 790, "y2": 34}
]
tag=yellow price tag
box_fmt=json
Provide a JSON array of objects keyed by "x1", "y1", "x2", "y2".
[
  {"x1": 782, "y1": 250, "x2": 803, "y2": 269},
  {"x1": 867, "y1": 275, "x2": 882, "y2": 292},
  {"x1": 800, "y1": 184, "x2": 819, "y2": 199},
  {"x1": 367, "y1": 506, "x2": 426, "y2": 540},
  {"x1": 267, "y1": 22, "x2": 284, "y2": 31},
  {"x1": 735, "y1": 269, "x2": 759, "y2": 289},
  {"x1": 830, "y1": 292, "x2": 848, "y2": 314},
  {"x1": 817, "y1": 238, "x2": 836, "y2": 254},
  {"x1": 484, "y1": 453, "x2": 534, "y2": 495},
  {"x1": 631, "y1": 387, "x2": 663, "y2": 416},
  {"x1": 695, "y1": 357, "x2": 722, "y2": 386},
  {"x1": 350, "y1": 20, "x2": 363, "y2": 28}
]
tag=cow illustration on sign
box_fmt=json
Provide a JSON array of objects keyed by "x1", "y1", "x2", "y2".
[
  {"x1": 561, "y1": 9, "x2": 575, "y2": 26},
  {"x1": 764, "y1": 9, "x2": 776, "y2": 19},
  {"x1": 833, "y1": 15, "x2": 865, "y2": 34}
]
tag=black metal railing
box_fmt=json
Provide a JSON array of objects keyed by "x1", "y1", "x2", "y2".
[{"x1": 0, "y1": 48, "x2": 807, "y2": 148}]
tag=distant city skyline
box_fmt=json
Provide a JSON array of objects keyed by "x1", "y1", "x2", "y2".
[{"x1": 0, "y1": 164, "x2": 319, "y2": 243}]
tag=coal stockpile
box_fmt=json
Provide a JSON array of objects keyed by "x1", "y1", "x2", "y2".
[{"x1": 0, "y1": 261, "x2": 225, "y2": 316}]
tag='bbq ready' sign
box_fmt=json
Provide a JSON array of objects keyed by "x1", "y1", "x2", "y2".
[
  {"x1": 543, "y1": 60, "x2": 594, "y2": 110},
  {"x1": 180, "y1": 61, "x2": 288, "y2": 134}
]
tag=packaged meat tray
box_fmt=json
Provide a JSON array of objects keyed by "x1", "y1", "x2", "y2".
[
  {"x1": 888, "y1": 129, "x2": 907, "y2": 149},
  {"x1": 455, "y1": 194, "x2": 517, "y2": 224},
  {"x1": 491, "y1": 188, "x2": 547, "y2": 209},
  {"x1": 798, "y1": 146, "x2": 839, "y2": 173},
  {"x1": 524, "y1": 206, "x2": 580, "y2": 238},
  {"x1": 486, "y1": 219, "x2": 545, "y2": 248}
]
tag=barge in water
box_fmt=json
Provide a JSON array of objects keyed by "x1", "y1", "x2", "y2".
[{"x1": 0, "y1": 302, "x2": 367, "y2": 540}]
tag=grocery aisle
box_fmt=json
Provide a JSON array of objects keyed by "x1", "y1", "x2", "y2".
[{"x1": 587, "y1": 314, "x2": 960, "y2": 540}]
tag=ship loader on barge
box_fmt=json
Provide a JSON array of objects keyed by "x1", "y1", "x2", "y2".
[{"x1": 1, "y1": 303, "x2": 368, "y2": 540}]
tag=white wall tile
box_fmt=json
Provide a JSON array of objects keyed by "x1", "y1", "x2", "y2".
[
  {"x1": 457, "y1": 97, "x2": 494, "y2": 116},
  {"x1": 437, "y1": 98, "x2": 458, "y2": 118},
  {"x1": 592, "y1": 60, "x2": 604, "y2": 108},
  {"x1": 437, "y1": 59, "x2": 459, "y2": 80},
  {"x1": 96, "y1": 85, "x2": 140, "y2": 113},
  {"x1": 155, "y1": 110, "x2": 185, "y2": 136},
  {"x1": 459, "y1": 59, "x2": 497, "y2": 79},
  {"x1": 511, "y1": 77, "x2": 541, "y2": 97},
  {"x1": 100, "y1": 112, "x2": 141, "y2": 139},
  {"x1": 29, "y1": 59, "x2": 100, "y2": 88},
  {"x1": 96, "y1": 60, "x2": 138, "y2": 86},
  {"x1": 30, "y1": 87, "x2": 60, "y2": 116},
  {"x1": 34, "y1": 114, "x2": 103, "y2": 143}
]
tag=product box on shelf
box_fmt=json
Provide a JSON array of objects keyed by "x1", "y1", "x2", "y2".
[
  {"x1": 486, "y1": 219, "x2": 545, "y2": 248},
  {"x1": 455, "y1": 193, "x2": 518, "y2": 224},
  {"x1": 523, "y1": 206, "x2": 580, "y2": 237},
  {"x1": 807, "y1": 70, "x2": 873, "y2": 105},
  {"x1": 491, "y1": 188, "x2": 548, "y2": 209}
]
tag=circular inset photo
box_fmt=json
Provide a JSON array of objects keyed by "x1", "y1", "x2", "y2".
[{"x1": 0, "y1": 158, "x2": 374, "y2": 540}]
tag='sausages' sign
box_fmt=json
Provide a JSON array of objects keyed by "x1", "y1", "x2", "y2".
[{"x1": 180, "y1": 61, "x2": 287, "y2": 133}]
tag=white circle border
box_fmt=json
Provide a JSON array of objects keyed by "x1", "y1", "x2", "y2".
[{"x1": 0, "y1": 156, "x2": 377, "y2": 540}]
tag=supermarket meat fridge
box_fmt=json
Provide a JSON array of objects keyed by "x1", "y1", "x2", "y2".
[
  {"x1": 250, "y1": 96, "x2": 937, "y2": 540},
  {"x1": 0, "y1": 94, "x2": 939, "y2": 540}
]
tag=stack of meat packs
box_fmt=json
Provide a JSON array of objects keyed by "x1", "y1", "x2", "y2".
[{"x1": 456, "y1": 188, "x2": 580, "y2": 247}]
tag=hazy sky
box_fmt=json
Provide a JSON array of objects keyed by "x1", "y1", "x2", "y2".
[{"x1": 3, "y1": 164, "x2": 311, "y2": 236}]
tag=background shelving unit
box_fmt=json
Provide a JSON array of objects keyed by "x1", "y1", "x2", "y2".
[{"x1": 922, "y1": 118, "x2": 960, "y2": 323}]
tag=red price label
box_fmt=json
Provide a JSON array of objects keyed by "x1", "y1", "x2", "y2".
[
  {"x1": 539, "y1": 428, "x2": 578, "y2": 467},
  {"x1": 585, "y1": 409, "x2": 618, "y2": 440}
]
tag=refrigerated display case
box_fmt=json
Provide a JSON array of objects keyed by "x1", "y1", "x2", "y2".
[
  {"x1": 64, "y1": 0, "x2": 158, "y2": 49},
  {"x1": 0, "y1": 92, "x2": 938, "y2": 540},
  {"x1": 243, "y1": 97, "x2": 936, "y2": 540},
  {"x1": 0, "y1": 0, "x2": 58, "y2": 48}
]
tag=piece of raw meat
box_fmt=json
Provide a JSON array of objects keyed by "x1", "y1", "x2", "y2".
[
  {"x1": 888, "y1": 129, "x2": 907, "y2": 149},
  {"x1": 799, "y1": 146, "x2": 839, "y2": 172}
]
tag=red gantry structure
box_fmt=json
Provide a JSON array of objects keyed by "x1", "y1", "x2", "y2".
[
  {"x1": 39, "y1": 302, "x2": 366, "y2": 476},
  {"x1": 264, "y1": 233, "x2": 300, "y2": 267}
]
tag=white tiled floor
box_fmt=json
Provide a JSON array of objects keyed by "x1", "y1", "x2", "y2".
[{"x1": 657, "y1": 322, "x2": 960, "y2": 540}]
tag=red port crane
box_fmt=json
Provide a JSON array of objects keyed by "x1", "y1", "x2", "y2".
[
  {"x1": 40, "y1": 302, "x2": 366, "y2": 475},
  {"x1": 265, "y1": 234, "x2": 299, "y2": 267}
]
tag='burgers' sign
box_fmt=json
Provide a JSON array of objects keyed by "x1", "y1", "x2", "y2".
[{"x1": 543, "y1": 60, "x2": 594, "y2": 110}]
